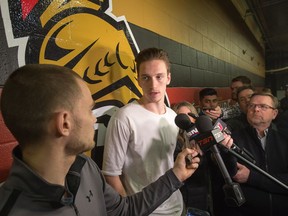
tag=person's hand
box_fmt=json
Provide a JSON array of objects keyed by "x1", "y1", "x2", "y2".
[
  {"x1": 204, "y1": 106, "x2": 222, "y2": 119},
  {"x1": 172, "y1": 148, "x2": 200, "y2": 182},
  {"x1": 233, "y1": 162, "x2": 250, "y2": 183},
  {"x1": 219, "y1": 133, "x2": 233, "y2": 149}
]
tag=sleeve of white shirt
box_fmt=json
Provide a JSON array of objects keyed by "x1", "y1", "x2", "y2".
[{"x1": 102, "y1": 112, "x2": 130, "y2": 176}]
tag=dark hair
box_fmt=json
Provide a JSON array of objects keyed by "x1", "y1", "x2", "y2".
[
  {"x1": 0, "y1": 64, "x2": 82, "y2": 146},
  {"x1": 199, "y1": 88, "x2": 217, "y2": 100},
  {"x1": 250, "y1": 92, "x2": 279, "y2": 108},
  {"x1": 261, "y1": 87, "x2": 272, "y2": 94},
  {"x1": 231, "y1": 76, "x2": 251, "y2": 85},
  {"x1": 135, "y1": 48, "x2": 170, "y2": 74},
  {"x1": 236, "y1": 85, "x2": 255, "y2": 98}
]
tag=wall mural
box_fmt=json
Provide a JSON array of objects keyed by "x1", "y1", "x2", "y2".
[{"x1": 1, "y1": 0, "x2": 143, "y2": 164}]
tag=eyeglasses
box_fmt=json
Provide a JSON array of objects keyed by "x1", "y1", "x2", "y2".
[{"x1": 247, "y1": 103, "x2": 276, "y2": 111}]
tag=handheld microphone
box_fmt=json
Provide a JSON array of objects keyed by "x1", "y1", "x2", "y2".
[
  {"x1": 175, "y1": 113, "x2": 199, "y2": 140},
  {"x1": 213, "y1": 118, "x2": 231, "y2": 134},
  {"x1": 175, "y1": 113, "x2": 199, "y2": 165},
  {"x1": 195, "y1": 115, "x2": 245, "y2": 207},
  {"x1": 212, "y1": 118, "x2": 288, "y2": 192},
  {"x1": 213, "y1": 118, "x2": 256, "y2": 164},
  {"x1": 194, "y1": 115, "x2": 226, "y2": 155},
  {"x1": 193, "y1": 117, "x2": 224, "y2": 153}
]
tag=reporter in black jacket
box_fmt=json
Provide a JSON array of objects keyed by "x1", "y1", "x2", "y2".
[{"x1": 219, "y1": 93, "x2": 288, "y2": 216}]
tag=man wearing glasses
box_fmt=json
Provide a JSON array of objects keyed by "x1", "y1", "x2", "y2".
[{"x1": 216, "y1": 92, "x2": 288, "y2": 216}]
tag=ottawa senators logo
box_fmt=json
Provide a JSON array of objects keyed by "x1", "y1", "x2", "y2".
[{"x1": 2, "y1": 0, "x2": 143, "y2": 163}]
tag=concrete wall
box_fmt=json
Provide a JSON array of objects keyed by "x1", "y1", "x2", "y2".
[{"x1": 113, "y1": 0, "x2": 265, "y2": 81}]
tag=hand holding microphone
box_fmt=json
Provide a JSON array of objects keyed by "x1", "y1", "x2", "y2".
[
  {"x1": 173, "y1": 148, "x2": 200, "y2": 181},
  {"x1": 194, "y1": 115, "x2": 246, "y2": 207},
  {"x1": 213, "y1": 118, "x2": 256, "y2": 164},
  {"x1": 175, "y1": 114, "x2": 246, "y2": 206},
  {"x1": 174, "y1": 113, "x2": 201, "y2": 165},
  {"x1": 175, "y1": 113, "x2": 254, "y2": 162}
]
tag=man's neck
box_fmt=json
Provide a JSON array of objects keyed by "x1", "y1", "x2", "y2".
[
  {"x1": 138, "y1": 98, "x2": 166, "y2": 114},
  {"x1": 254, "y1": 124, "x2": 270, "y2": 138},
  {"x1": 23, "y1": 144, "x2": 75, "y2": 186}
]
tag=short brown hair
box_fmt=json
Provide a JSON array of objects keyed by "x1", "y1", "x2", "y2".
[
  {"x1": 236, "y1": 85, "x2": 255, "y2": 99},
  {"x1": 231, "y1": 76, "x2": 251, "y2": 85},
  {"x1": 135, "y1": 48, "x2": 170, "y2": 74},
  {"x1": 1, "y1": 64, "x2": 82, "y2": 146},
  {"x1": 250, "y1": 92, "x2": 279, "y2": 109}
]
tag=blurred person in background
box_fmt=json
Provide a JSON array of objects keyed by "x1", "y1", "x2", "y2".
[
  {"x1": 230, "y1": 76, "x2": 252, "y2": 106},
  {"x1": 198, "y1": 88, "x2": 223, "y2": 122},
  {"x1": 280, "y1": 88, "x2": 288, "y2": 112},
  {"x1": 222, "y1": 76, "x2": 252, "y2": 120},
  {"x1": 226, "y1": 85, "x2": 255, "y2": 132}
]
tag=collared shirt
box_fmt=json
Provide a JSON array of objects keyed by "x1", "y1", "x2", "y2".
[{"x1": 257, "y1": 128, "x2": 269, "y2": 150}]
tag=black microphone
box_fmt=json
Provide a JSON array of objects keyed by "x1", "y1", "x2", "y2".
[
  {"x1": 213, "y1": 118, "x2": 231, "y2": 134},
  {"x1": 195, "y1": 115, "x2": 245, "y2": 207},
  {"x1": 175, "y1": 113, "x2": 199, "y2": 141},
  {"x1": 212, "y1": 118, "x2": 288, "y2": 191},
  {"x1": 194, "y1": 118, "x2": 224, "y2": 153},
  {"x1": 213, "y1": 118, "x2": 256, "y2": 164},
  {"x1": 175, "y1": 113, "x2": 200, "y2": 165}
]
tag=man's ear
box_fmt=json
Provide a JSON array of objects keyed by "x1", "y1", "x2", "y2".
[
  {"x1": 272, "y1": 109, "x2": 279, "y2": 120},
  {"x1": 166, "y1": 72, "x2": 171, "y2": 85},
  {"x1": 55, "y1": 111, "x2": 72, "y2": 137}
]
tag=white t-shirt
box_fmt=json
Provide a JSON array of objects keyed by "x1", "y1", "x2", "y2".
[{"x1": 102, "y1": 100, "x2": 183, "y2": 215}]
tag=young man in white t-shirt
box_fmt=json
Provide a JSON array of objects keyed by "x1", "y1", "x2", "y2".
[{"x1": 102, "y1": 48, "x2": 183, "y2": 215}]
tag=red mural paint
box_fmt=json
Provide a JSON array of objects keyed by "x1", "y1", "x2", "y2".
[{"x1": 21, "y1": 0, "x2": 39, "y2": 19}]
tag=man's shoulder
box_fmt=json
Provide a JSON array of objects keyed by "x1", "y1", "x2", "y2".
[
  {"x1": 78, "y1": 154, "x2": 101, "y2": 171},
  {"x1": 115, "y1": 101, "x2": 140, "y2": 114},
  {"x1": 231, "y1": 125, "x2": 251, "y2": 138},
  {"x1": 0, "y1": 182, "x2": 24, "y2": 216},
  {"x1": 107, "y1": 101, "x2": 139, "y2": 123}
]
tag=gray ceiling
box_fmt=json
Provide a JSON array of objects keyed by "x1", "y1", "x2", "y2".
[{"x1": 245, "y1": 0, "x2": 288, "y2": 70}]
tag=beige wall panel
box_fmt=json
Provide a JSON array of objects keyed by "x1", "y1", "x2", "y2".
[
  {"x1": 189, "y1": 28, "x2": 203, "y2": 51},
  {"x1": 224, "y1": 49, "x2": 231, "y2": 62},
  {"x1": 203, "y1": 37, "x2": 214, "y2": 55},
  {"x1": 112, "y1": 0, "x2": 265, "y2": 76},
  {"x1": 224, "y1": 36, "x2": 231, "y2": 51},
  {"x1": 170, "y1": 20, "x2": 190, "y2": 46}
]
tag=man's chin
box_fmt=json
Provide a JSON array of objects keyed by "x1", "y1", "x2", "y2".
[
  {"x1": 86, "y1": 141, "x2": 96, "y2": 151},
  {"x1": 79, "y1": 142, "x2": 96, "y2": 155}
]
